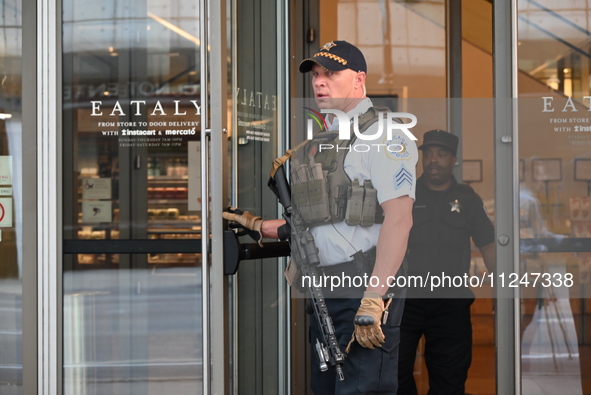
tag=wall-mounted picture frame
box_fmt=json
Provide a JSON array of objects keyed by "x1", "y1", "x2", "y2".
[
  {"x1": 519, "y1": 159, "x2": 525, "y2": 182},
  {"x1": 574, "y1": 158, "x2": 591, "y2": 181},
  {"x1": 532, "y1": 158, "x2": 562, "y2": 181},
  {"x1": 462, "y1": 159, "x2": 482, "y2": 183}
]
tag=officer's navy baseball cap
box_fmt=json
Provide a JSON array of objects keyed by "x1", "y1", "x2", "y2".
[
  {"x1": 299, "y1": 40, "x2": 367, "y2": 73},
  {"x1": 418, "y1": 129, "x2": 459, "y2": 156}
]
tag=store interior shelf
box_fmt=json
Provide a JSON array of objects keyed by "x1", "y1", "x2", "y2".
[
  {"x1": 148, "y1": 199, "x2": 189, "y2": 204},
  {"x1": 148, "y1": 220, "x2": 201, "y2": 228},
  {"x1": 148, "y1": 175, "x2": 188, "y2": 181}
]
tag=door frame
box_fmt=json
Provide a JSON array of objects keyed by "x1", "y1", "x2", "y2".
[
  {"x1": 493, "y1": 1, "x2": 520, "y2": 394},
  {"x1": 33, "y1": 0, "x2": 230, "y2": 393},
  {"x1": 22, "y1": 0, "x2": 42, "y2": 393},
  {"x1": 204, "y1": 0, "x2": 230, "y2": 393},
  {"x1": 36, "y1": 0, "x2": 63, "y2": 391}
]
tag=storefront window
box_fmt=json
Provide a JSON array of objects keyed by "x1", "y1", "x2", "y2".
[
  {"x1": 518, "y1": 2, "x2": 591, "y2": 394},
  {"x1": 62, "y1": 0, "x2": 204, "y2": 392},
  {"x1": 0, "y1": 0, "x2": 23, "y2": 393},
  {"x1": 62, "y1": 0, "x2": 203, "y2": 246}
]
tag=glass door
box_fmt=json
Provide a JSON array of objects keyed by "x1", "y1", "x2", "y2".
[
  {"x1": 307, "y1": 1, "x2": 498, "y2": 394},
  {"x1": 60, "y1": 0, "x2": 228, "y2": 393},
  {"x1": 231, "y1": 0, "x2": 290, "y2": 393},
  {"x1": 516, "y1": 2, "x2": 591, "y2": 394},
  {"x1": 0, "y1": 0, "x2": 27, "y2": 393}
]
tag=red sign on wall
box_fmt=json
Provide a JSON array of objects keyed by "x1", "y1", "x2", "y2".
[{"x1": 0, "y1": 198, "x2": 12, "y2": 227}]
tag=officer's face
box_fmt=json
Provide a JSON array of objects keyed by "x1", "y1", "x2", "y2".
[
  {"x1": 310, "y1": 64, "x2": 364, "y2": 112},
  {"x1": 421, "y1": 146, "x2": 456, "y2": 186}
]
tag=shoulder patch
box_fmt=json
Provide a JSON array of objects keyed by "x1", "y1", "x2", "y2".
[
  {"x1": 384, "y1": 134, "x2": 413, "y2": 160},
  {"x1": 395, "y1": 165, "x2": 413, "y2": 190}
]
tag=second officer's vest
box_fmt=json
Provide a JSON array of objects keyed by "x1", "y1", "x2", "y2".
[{"x1": 291, "y1": 107, "x2": 389, "y2": 228}]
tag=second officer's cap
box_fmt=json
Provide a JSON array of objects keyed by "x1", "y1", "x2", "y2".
[{"x1": 418, "y1": 129, "x2": 459, "y2": 156}]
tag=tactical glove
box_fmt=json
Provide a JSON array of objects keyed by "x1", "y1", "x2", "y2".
[
  {"x1": 222, "y1": 207, "x2": 264, "y2": 247},
  {"x1": 350, "y1": 292, "x2": 391, "y2": 350}
]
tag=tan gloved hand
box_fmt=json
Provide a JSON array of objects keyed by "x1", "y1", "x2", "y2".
[
  {"x1": 222, "y1": 207, "x2": 264, "y2": 246},
  {"x1": 350, "y1": 292, "x2": 390, "y2": 350}
]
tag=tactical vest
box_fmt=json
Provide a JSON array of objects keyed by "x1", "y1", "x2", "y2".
[{"x1": 291, "y1": 107, "x2": 388, "y2": 228}]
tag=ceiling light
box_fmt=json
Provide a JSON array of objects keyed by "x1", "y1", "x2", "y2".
[{"x1": 148, "y1": 12, "x2": 205, "y2": 48}]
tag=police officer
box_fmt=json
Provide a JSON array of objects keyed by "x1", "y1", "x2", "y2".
[
  {"x1": 397, "y1": 130, "x2": 496, "y2": 395},
  {"x1": 224, "y1": 40, "x2": 417, "y2": 394}
]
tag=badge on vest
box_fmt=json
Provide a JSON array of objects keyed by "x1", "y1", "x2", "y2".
[{"x1": 450, "y1": 199, "x2": 462, "y2": 213}]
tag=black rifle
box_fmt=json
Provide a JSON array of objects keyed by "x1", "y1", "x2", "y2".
[{"x1": 268, "y1": 164, "x2": 346, "y2": 381}]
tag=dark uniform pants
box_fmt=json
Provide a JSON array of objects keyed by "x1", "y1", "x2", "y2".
[
  {"x1": 397, "y1": 298, "x2": 473, "y2": 395},
  {"x1": 309, "y1": 290, "x2": 406, "y2": 395}
]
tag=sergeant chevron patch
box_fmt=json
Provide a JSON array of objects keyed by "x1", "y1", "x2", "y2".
[{"x1": 395, "y1": 165, "x2": 413, "y2": 190}]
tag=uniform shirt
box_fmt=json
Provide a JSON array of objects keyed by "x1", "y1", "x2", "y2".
[
  {"x1": 407, "y1": 176, "x2": 494, "y2": 296},
  {"x1": 310, "y1": 98, "x2": 418, "y2": 266}
]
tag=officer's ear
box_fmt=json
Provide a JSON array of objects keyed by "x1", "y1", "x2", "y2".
[{"x1": 354, "y1": 71, "x2": 366, "y2": 87}]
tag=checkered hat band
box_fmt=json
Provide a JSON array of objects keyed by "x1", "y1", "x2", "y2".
[{"x1": 314, "y1": 52, "x2": 348, "y2": 65}]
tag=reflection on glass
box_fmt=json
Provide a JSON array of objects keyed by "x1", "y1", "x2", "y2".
[
  {"x1": 518, "y1": 1, "x2": 591, "y2": 98},
  {"x1": 518, "y1": 181, "x2": 591, "y2": 394},
  {"x1": 63, "y1": 261, "x2": 202, "y2": 394},
  {"x1": 333, "y1": 0, "x2": 446, "y2": 97},
  {"x1": 0, "y1": 0, "x2": 23, "y2": 393},
  {"x1": 63, "y1": 0, "x2": 202, "y2": 251},
  {"x1": 62, "y1": 0, "x2": 204, "y2": 392},
  {"x1": 518, "y1": 2, "x2": 591, "y2": 393}
]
